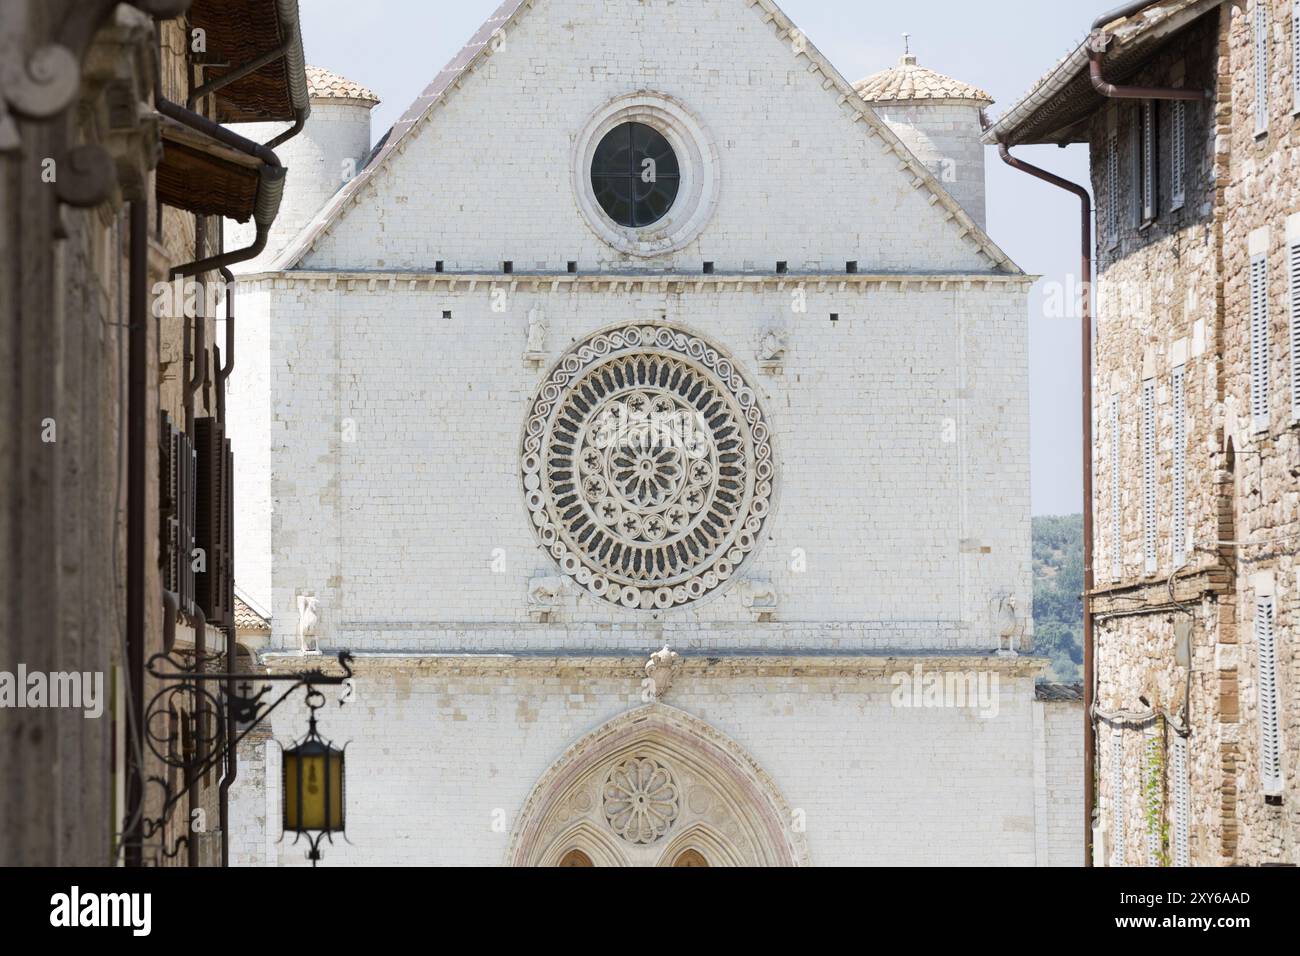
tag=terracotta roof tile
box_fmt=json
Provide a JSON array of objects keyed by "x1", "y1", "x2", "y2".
[
  {"x1": 234, "y1": 595, "x2": 271, "y2": 632},
  {"x1": 855, "y1": 55, "x2": 992, "y2": 105},
  {"x1": 306, "y1": 65, "x2": 380, "y2": 105}
]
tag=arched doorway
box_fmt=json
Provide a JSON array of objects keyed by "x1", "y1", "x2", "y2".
[{"x1": 507, "y1": 704, "x2": 808, "y2": 867}]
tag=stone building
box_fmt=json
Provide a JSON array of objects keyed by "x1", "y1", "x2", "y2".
[
  {"x1": 224, "y1": 0, "x2": 1081, "y2": 867},
  {"x1": 986, "y1": 0, "x2": 1298, "y2": 866},
  {"x1": 0, "y1": 0, "x2": 306, "y2": 865}
]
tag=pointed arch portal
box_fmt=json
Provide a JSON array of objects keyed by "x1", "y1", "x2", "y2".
[{"x1": 507, "y1": 704, "x2": 808, "y2": 867}]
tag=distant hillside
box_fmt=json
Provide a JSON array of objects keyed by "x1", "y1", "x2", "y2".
[{"x1": 1032, "y1": 514, "x2": 1083, "y2": 683}]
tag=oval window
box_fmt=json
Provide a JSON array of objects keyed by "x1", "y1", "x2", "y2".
[{"x1": 590, "y1": 122, "x2": 681, "y2": 228}]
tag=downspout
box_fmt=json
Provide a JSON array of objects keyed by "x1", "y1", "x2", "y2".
[
  {"x1": 1088, "y1": 43, "x2": 1209, "y2": 102},
  {"x1": 125, "y1": 199, "x2": 150, "y2": 868},
  {"x1": 216, "y1": 265, "x2": 236, "y2": 867},
  {"x1": 994, "y1": 142, "x2": 1096, "y2": 867}
]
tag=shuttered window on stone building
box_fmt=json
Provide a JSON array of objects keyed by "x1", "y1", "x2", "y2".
[
  {"x1": 1294, "y1": 0, "x2": 1300, "y2": 113},
  {"x1": 1250, "y1": 253, "x2": 1271, "y2": 431},
  {"x1": 1289, "y1": 236, "x2": 1300, "y2": 420},
  {"x1": 1171, "y1": 733, "x2": 1190, "y2": 866},
  {"x1": 1143, "y1": 728, "x2": 1163, "y2": 866},
  {"x1": 1142, "y1": 379, "x2": 1157, "y2": 574},
  {"x1": 1170, "y1": 100, "x2": 1187, "y2": 211},
  {"x1": 1112, "y1": 731, "x2": 1126, "y2": 866},
  {"x1": 1106, "y1": 133, "x2": 1120, "y2": 247},
  {"x1": 1141, "y1": 100, "x2": 1158, "y2": 223},
  {"x1": 1255, "y1": 0, "x2": 1270, "y2": 135},
  {"x1": 1256, "y1": 597, "x2": 1282, "y2": 796},
  {"x1": 1172, "y1": 365, "x2": 1187, "y2": 568},
  {"x1": 1110, "y1": 394, "x2": 1123, "y2": 581}
]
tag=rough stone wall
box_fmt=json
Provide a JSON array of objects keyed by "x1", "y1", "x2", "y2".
[
  {"x1": 1089, "y1": 3, "x2": 1298, "y2": 866},
  {"x1": 1218, "y1": 0, "x2": 1300, "y2": 864}
]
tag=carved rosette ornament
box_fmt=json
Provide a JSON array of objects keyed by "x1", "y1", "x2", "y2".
[
  {"x1": 602, "y1": 757, "x2": 680, "y2": 844},
  {"x1": 521, "y1": 324, "x2": 774, "y2": 611}
]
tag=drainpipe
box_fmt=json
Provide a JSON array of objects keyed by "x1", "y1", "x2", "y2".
[
  {"x1": 1088, "y1": 43, "x2": 1209, "y2": 102},
  {"x1": 216, "y1": 266, "x2": 235, "y2": 423},
  {"x1": 217, "y1": 624, "x2": 238, "y2": 867},
  {"x1": 994, "y1": 142, "x2": 1096, "y2": 867},
  {"x1": 125, "y1": 199, "x2": 150, "y2": 868}
]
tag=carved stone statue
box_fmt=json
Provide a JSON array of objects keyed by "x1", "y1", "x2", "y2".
[
  {"x1": 643, "y1": 645, "x2": 682, "y2": 702},
  {"x1": 296, "y1": 593, "x2": 320, "y2": 655},
  {"x1": 527, "y1": 573, "x2": 570, "y2": 621},
  {"x1": 993, "y1": 593, "x2": 1023, "y2": 655},
  {"x1": 741, "y1": 577, "x2": 778, "y2": 621},
  {"x1": 524, "y1": 305, "x2": 548, "y2": 360}
]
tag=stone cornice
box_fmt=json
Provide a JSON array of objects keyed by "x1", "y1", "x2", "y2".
[
  {"x1": 235, "y1": 270, "x2": 1036, "y2": 295},
  {"x1": 257, "y1": 650, "x2": 1050, "y2": 679}
]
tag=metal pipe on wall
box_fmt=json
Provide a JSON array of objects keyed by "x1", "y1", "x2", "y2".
[{"x1": 995, "y1": 143, "x2": 1096, "y2": 867}]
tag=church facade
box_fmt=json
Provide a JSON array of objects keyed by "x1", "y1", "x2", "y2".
[{"x1": 226, "y1": 0, "x2": 1078, "y2": 866}]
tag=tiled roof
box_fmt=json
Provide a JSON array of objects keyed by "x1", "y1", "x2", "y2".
[
  {"x1": 855, "y1": 55, "x2": 992, "y2": 105},
  {"x1": 1035, "y1": 682, "x2": 1085, "y2": 702},
  {"x1": 306, "y1": 65, "x2": 380, "y2": 105},
  {"x1": 234, "y1": 595, "x2": 271, "y2": 632}
]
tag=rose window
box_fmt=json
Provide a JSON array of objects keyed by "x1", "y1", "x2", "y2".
[
  {"x1": 602, "y1": 757, "x2": 680, "y2": 844},
  {"x1": 522, "y1": 324, "x2": 775, "y2": 611}
]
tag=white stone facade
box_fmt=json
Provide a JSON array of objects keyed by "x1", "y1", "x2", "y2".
[{"x1": 225, "y1": 0, "x2": 1075, "y2": 866}]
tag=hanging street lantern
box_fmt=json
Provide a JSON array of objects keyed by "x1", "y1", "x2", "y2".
[{"x1": 281, "y1": 688, "x2": 347, "y2": 866}]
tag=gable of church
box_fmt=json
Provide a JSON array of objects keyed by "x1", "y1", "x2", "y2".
[{"x1": 278, "y1": 0, "x2": 1016, "y2": 275}]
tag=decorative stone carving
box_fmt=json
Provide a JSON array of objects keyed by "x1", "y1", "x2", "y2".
[
  {"x1": 602, "y1": 757, "x2": 680, "y2": 844},
  {"x1": 296, "y1": 592, "x2": 320, "y2": 655},
  {"x1": 521, "y1": 323, "x2": 775, "y2": 611},
  {"x1": 740, "y1": 577, "x2": 778, "y2": 621},
  {"x1": 523, "y1": 305, "x2": 548, "y2": 365},
  {"x1": 643, "y1": 644, "x2": 682, "y2": 701},
  {"x1": 527, "y1": 572, "x2": 572, "y2": 622},
  {"x1": 992, "y1": 592, "x2": 1023, "y2": 656},
  {"x1": 757, "y1": 328, "x2": 786, "y2": 373}
]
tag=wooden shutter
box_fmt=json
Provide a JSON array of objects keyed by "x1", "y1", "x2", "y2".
[
  {"x1": 1256, "y1": 598, "x2": 1282, "y2": 796},
  {"x1": 1172, "y1": 366, "x2": 1187, "y2": 568},
  {"x1": 1293, "y1": 0, "x2": 1300, "y2": 113},
  {"x1": 1171, "y1": 734, "x2": 1190, "y2": 866},
  {"x1": 1250, "y1": 253, "x2": 1271, "y2": 431},
  {"x1": 1106, "y1": 134, "x2": 1120, "y2": 245},
  {"x1": 194, "y1": 418, "x2": 233, "y2": 627},
  {"x1": 1256, "y1": 0, "x2": 1270, "y2": 135},
  {"x1": 1171, "y1": 100, "x2": 1186, "y2": 210},
  {"x1": 1142, "y1": 379, "x2": 1157, "y2": 574},
  {"x1": 1110, "y1": 395, "x2": 1122, "y2": 582},
  {"x1": 1112, "y1": 732, "x2": 1126, "y2": 866},
  {"x1": 1289, "y1": 238, "x2": 1300, "y2": 420},
  {"x1": 1142, "y1": 100, "x2": 1158, "y2": 222},
  {"x1": 159, "y1": 412, "x2": 196, "y2": 619}
]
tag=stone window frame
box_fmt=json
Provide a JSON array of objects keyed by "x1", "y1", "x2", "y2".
[{"x1": 571, "y1": 92, "x2": 720, "y2": 257}]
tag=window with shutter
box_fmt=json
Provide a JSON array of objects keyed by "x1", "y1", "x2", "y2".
[
  {"x1": 1170, "y1": 100, "x2": 1186, "y2": 211},
  {"x1": 1172, "y1": 366, "x2": 1187, "y2": 568},
  {"x1": 1171, "y1": 734, "x2": 1190, "y2": 866},
  {"x1": 1250, "y1": 253, "x2": 1271, "y2": 431},
  {"x1": 1106, "y1": 134, "x2": 1120, "y2": 247},
  {"x1": 1256, "y1": 597, "x2": 1282, "y2": 796},
  {"x1": 1110, "y1": 394, "x2": 1122, "y2": 582},
  {"x1": 1142, "y1": 100, "x2": 1158, "y2": 222},
  {"x1": 1293, "y1": 0, "x2": 1300, "y2": 113},
  {"x1": 1289, "y1": 238, "x2": 1300, "y2": 420},
  {"x1": 1256, "y1": 0, "x2": 1270, "y2": 135},
  {"x1": 1142, "y1": 379, "x2": 1157, "y2": 574},
  {"x1": 1112, "y1": 732, "x2": 1126, "y2": 866}
]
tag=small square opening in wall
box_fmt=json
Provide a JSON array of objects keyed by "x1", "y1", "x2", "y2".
[
  {"x1": 830, "y1": 313, "x2": 840, "y2": 324},
  {"x1": 442, "y1": 310, "x2": 452, "y2": 320},
  {"x1": 846, "y1": 261, "x2": 858, "y2": 274},
  {"x1": 776, "y1": 261, "x2": 788, "y2": 274},
  {"x1": 435, "y1": 261, "x2": 444, "y2": 273},
  {"x1": 567, "y1": 261, "x2": 577, "y2": 273},
  {"x1": 502, "y1": 261, "x2": 513, "y2": 274},
  {"x1": 703, "y1": 262, "x2": 715, "y2": 274}
]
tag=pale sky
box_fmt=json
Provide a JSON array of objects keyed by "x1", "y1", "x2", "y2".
[{"x1": 298, "y1": 0, "x2": 1103, "y2": 516}]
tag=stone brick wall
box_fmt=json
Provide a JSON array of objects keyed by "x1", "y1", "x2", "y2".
[{"x1": 1087, "y1": 2, "x2": 1298, "y2": 866}]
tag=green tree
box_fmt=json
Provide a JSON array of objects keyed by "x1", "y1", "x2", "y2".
[{"x1": 1031, "y1": 514, "x2": 1083, "y2": 683}]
